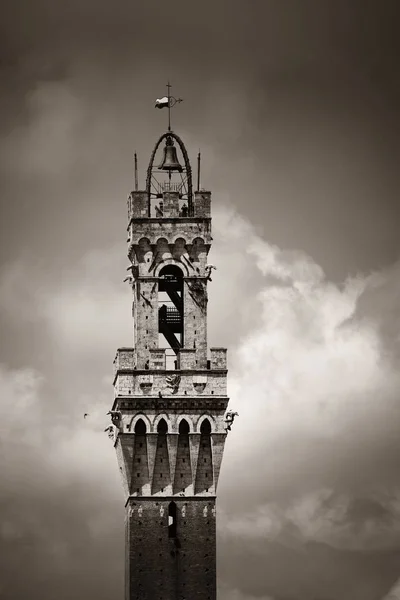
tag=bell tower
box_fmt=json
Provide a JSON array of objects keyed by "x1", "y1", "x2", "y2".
[{"x1": 110, "y1": 107, "x2": 229, "y2": 600}]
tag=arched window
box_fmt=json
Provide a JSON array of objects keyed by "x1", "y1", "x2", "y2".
[
  {"x1": 151, "y1": 418, "x2": 170, "y2": 495},
  {"x1": 158, "y1": 265, "x2": 184, "y2": 361},
  {"x1": 179, "y1": 419, "x2": 190, "y2": 434},
  {"x1": 195, "y1": 418, "x2": 213, "y2": 494},
  {"x1": 168, "y1": 501, "x2": 177, "y2": 538},
  {"x1": 134, "y1": 419, "x2": 148, "y2": 494},
  {"x1": 157, "y1": 418, "x2": 168, "y2": 434},
  {"x1": 200, "y1": 419, "x2": 211, "y2": 435},
  {"x1": 134, "y1": 419, "x2": 147, "y2": 435}
]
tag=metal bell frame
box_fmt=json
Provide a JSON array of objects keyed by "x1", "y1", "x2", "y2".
[{"x1": 146, "y1": 131, "x2": 193, "y2": 217}]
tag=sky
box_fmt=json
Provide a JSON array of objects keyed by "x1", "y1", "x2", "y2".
[{"x1": 1, "y1": 0, "x2": 400, "y2": 598}]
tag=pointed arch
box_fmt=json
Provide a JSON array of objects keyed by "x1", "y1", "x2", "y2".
[
  {"x1": 200, "y1": 419, "x2": 211, "y2": 435},
  {"x1": 134, "y1": 418, "x2": 147, "y2": 435},
  {"x1": 157, "y1": 418, "x2": 168, "y2": 434},
  {"x1": 194, "y1": 416, "x2": 213, "y2": 495},
  {"x1": 129, "y1": 413, "x2": 151, "y2": 433},
  {"x1": 151, "y1": 417, "x2": 171, "y2": 495},
  {"x1": 176, "y1": 414, "x2": 193, "y2": 433},
  {"x1": 153, "y1": 413, "x2": 170, "y2": 432},
  {"x1": 178, "y1": 419, "x2": 190, "y2": 434},
  {"x1": 195, "y1": 413, "x2": 215, "y2": 433}
]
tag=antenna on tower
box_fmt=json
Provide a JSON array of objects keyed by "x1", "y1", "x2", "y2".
[
  {"x1": 197, "y1": 151, "x2": 201, "y2": 191},
  {"x1": 134, "y1": 152, "x2": 138, "y2": 191}
]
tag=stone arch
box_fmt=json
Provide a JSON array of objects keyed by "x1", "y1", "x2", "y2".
[
  {"x1": 200, "y1": 419, "x2": 211, "y2": 434},
  {"x1": 192, "y1": 236, "x2": 205, "y2": 245},
  {"x1": 159, "y1": 264, "x2": 184, "y2": 279},
  {"x1": 157, "y1": 417, "x2": 168, "y2": 434},
  {"x1": 155, "y1": 237, "x2": 172, "y2": 261},
  {"x1": 195, "y1": 413, "x2": 216, "y2": 433},
  {"x1": 179, "y1": 419, "x2": 190, "y2": 434},
  {"x1": 172, "y1": 237, "x2": 187, "y2": 262},
  {"x1": 155, "y1": 259, "x2": 188, "y2": 277},
  {"x1": 138, "y1": 236, "x2": 151, "y2": 246},
  {"x1": 194, "y1": 416, "x2": 213, "y2": 495},
  {"x1": 176, "y1": 414, "x2": 193, "y2": 433},
  {"x1": 153, "y1": 413, "x2": 170, "y2": 432},
  {"x1": 190, "y1": 237, "x2": 207, "y2": 264},
  {"x1": 129, "y1": 413, "x2": 151, "y2": 433},
  {"x1": 155, "y1": 236, "x2": 169, "y2": 246},
  {"x1": 136, "y1": 237, "x2": 153, "y2": 265}
]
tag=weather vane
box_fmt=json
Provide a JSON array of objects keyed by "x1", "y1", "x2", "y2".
[{"x1": 155, "y1": 82, "x2": 183, "y2": 131}]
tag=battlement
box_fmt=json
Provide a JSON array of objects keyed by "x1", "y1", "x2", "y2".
[{"x1": 128, "y1": 190, "x2": 211, "y2": 221}]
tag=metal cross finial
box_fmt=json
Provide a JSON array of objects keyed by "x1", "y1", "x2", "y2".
[
  {"x1": 166, "y1": 81, "x2": 182, "y2": 131},
  {"x1": 167, "y1": 81, "x2": 172, "y2": 131}
]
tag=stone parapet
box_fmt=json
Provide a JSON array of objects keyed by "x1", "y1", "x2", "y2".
[{"x1": 113, "y1": 368, "x2": 227, "y2": 398}]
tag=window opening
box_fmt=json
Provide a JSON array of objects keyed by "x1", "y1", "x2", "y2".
[{"x1": 168, "y1": 502, "x2": 177, "y2": 538}]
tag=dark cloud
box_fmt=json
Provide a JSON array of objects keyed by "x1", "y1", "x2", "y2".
[{"x1": 1, "y1": 1, "x2": 400, "y2": 599}]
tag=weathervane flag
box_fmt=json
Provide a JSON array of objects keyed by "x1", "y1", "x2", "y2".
[{"x1": 155, "y1": 96, "x2": 170, "y2": 109}]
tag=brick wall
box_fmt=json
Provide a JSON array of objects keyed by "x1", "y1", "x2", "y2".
[{"x1": 126, "y1": 498, "x2": 216, "y2": 600}]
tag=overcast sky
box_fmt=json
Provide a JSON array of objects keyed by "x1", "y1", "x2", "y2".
[{"x1": 1, "y1": 1, "x2": 400, "y2": 599}]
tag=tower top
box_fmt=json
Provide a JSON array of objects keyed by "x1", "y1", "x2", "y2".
[{"x1": 154, "y1": 82, "x2": 183, "y2": 132}]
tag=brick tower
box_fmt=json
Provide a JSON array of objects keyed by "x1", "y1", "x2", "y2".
[{"x1": 109, "y1": 118, "x2": 230, "y2": 599}]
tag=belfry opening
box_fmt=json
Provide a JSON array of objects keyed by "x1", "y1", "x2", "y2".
[{"x1": 158, "y1": 264, "x2": 184, "y2": 358}]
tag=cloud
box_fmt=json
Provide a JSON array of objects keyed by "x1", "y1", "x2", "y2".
[
  {"x1": 210, "y1": 207, "x2": 400, "y2": 598},
  {"x1": 0, "y1": 362, "x2": 124, "y2": 600},
  {"x1": 383, "y1": 578, "x2": 400, "y2": 599}
]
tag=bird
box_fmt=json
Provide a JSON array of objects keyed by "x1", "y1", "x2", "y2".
[
  {"x1": 158, "y1": 391, "x2": 163, "y2": 398},
  {"x1": 84, "y1": 413, "x2": 89, "y2": 419}
]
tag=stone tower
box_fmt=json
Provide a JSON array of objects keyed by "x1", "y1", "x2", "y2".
[{"x1": 110, "y1": 127, "x2": 229, "y2": 600}]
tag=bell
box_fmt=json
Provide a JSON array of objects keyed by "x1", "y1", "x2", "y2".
[{"x1": 158, "y1": 137, "x2": 183, "y2": 172}]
